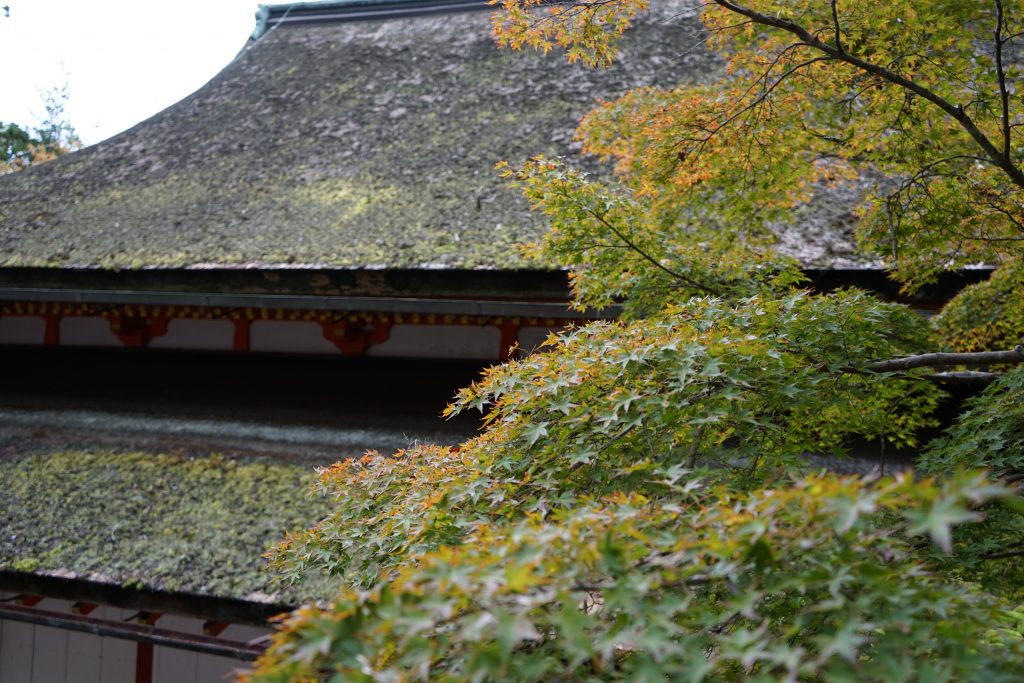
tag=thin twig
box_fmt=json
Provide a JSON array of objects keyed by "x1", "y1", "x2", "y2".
[
  {"x1": 979, "y1": 548, "x2": 1024, "y2": 561},
  {"x1": 829, "y1": 0, "x2": 843, "y2": 54},
  {"x1": 686, "y1": 423, "x2": 707, "y2": 468},
  {"x1": 583, "y1": 205, "x2": 721, "y2": 296}
]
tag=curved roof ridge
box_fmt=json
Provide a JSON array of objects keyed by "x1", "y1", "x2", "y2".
[{"x1": 252, "y1": 0, "x2": 492, "y2": 39}]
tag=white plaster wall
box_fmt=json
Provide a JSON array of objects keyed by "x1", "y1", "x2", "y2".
[
  {"x1": 149, "y1": 319, "x2": 235, "y2": 352},
  {"x1": 250, "y1": 320, "x2": 338, "y2": 354},
  {"x1": 368, "y1": 324, "x2": 501, "y2": 360},
  {"x1": 0, "y1": 317, "x2": 46, "y2": 345},
  {"x1": 60, "y1": 318, "x2": 121, "y2": 347},
  {"x1": 152, "y1": 614, "x2": 249, "y2": 683}
]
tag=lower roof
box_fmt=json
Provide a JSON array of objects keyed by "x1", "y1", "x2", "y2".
[{"x1": 0, "y1": 450, "x2": 336, "y2": 607}]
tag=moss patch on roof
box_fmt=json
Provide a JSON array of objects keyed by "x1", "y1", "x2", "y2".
[
  {"x1": 0, "y1": 2, "x2": 722, "y2": 270},
  {"x1": 0, "y1": 449, "x2": 335, "y2": 602}
]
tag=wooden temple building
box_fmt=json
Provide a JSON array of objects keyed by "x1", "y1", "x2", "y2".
[
  {"x1": 0, "y1": 0, "x2": 886, "y2": 363},
  {"x1": 0, "y1": 0, "x2": 982, "y2": 680}
]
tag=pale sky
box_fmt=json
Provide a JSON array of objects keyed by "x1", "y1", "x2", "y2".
[{"x1": 1, "y1": 0, "x2": 261, "y2": 145}]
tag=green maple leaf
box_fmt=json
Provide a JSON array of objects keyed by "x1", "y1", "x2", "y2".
[{"x1": 905, "y1": 497, "x2": 981, "y2": 554}]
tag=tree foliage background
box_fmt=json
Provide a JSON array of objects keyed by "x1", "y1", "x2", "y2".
[
  {"x1": 1, "y1": 83, "x2": 81, "y2": 173},
  {"x1": 248, "y1": 1, "x2": 1024, "y2": 680}
]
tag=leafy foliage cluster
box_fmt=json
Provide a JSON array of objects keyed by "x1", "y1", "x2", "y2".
[
  {"x1": 1, "y1": 84, "x2": 81, "y2": 173},
  {"x1": 935, "y1": 264, "x2": 1024, "y2": 352},
  {"x1": 248, "y1": 1, "x2": 1024, "y2": 680},
  {"x1": 255, "y1": 469, "x2": 1022, "y2": 682},
  {"x1": 267, "y1": 292, "x2": 939, "y2": 589}
]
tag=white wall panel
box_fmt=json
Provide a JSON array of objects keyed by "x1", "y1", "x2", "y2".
[
  {"x1": 0, "y1": 317, "x2": 45, "y2": 345},
  {"x1": 66, "y1": 630, "x2": 103, "y2": 683},
  {"x1": 149, "y1": 319, "x2": 234, "y2": 351},
  {"x1": 60, "y1": 318, "x2": 120, "y2": 347},
  {"x1": 30, "y1": 624, "x2": 68, "y2": 683},
  {"x1": 96, "y1": 607, "x2": 135, "y2": 683},
  {"x1": 0, "y1": 619, "x2": 35, "y2": 683},
  {"x1": 250, "y1": 321, "x2": 337, "y2": 354},
  {"x1": 0, "y1": 601, "x2": 266, "y2": 683},
  {"x1": 153, "y1": 615, "x2": 197, "y2": 683},
  {"x1": 194, "y1": 652, "x2": 240, "y2": 682},
  {"x1": 369, "y1": 324, "x2": 500, "y2": 360}
]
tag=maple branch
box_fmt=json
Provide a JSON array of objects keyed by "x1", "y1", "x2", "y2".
[
  {"x1": 829, "y1": 0, "x2": 843, "y2": 54},
  {"x1": 572, "y1": 573, "x2": 717, "y2": 592},
  {"x1": 680, "y1": 53, "x2": 833, "y2": 160},
  {"x1": 711, "y1": 0, "x2": 1024, "y2": 190},
  {"x1": 995, "y1": 0, "x2": 1012, "y2": 159},
  {"x1": 866, "y1": 346, "x2": 1024, "y2": 372},
  {"x1": 979, "y1": 541, "x2": 1024, "y2": 560},
  {"x1": 582, "y1": 205, "x2": 723, "y2": 297},
  {"x1": 921, "y1": 371, "x2": 1001, "y2": 386},
  {"x1": 686, "y1": 423, "x2": 707, "y2": 468}
]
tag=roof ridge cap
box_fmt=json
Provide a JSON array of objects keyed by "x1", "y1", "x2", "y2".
[{"x1": 252, "y1": 0, "x2": 493, "y2": 39}]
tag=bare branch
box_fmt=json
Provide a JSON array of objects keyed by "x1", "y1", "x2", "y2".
[
  {"x1": 921, "y1": 371, "x2": 1001, "y2": 386},
  {"x1": 867, "y1": 346, "x2": 1024, "y2": 372}
]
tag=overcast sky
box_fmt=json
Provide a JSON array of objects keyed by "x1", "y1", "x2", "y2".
[{"x1": 1, "y1": 0, "x2": 259, "y2": 145}]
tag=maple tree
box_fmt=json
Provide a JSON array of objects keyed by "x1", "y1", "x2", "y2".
[{"x1": 248, "y1": 2, "x2": 1024, "y2": 680}]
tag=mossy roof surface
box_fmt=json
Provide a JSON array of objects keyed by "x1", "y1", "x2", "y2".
[
  {"x1": 0, "y1": 450, "x2": 335, "y2": 603},
  {"x1": 0, "y1": 2, "x2": 735, "y2": 270}
]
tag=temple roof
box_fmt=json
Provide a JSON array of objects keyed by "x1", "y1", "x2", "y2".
[
  {"x1": 0, "y1": 0, "x2": 868, "y2": 272},
  {"x1": 0, "y1": 449, "x2": 334, "y2": 605}
]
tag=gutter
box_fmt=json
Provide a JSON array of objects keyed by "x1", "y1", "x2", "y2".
[{"x1": 0, "y1": 287, "x2": 618, "y2": 319}]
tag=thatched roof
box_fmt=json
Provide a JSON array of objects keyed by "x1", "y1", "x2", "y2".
[
  {"x1": 1, "y1": 0, "x2": 756, "y2": 271},
  {"x1": 0, "y1": 449, "x2": 334, "y2": 604}
]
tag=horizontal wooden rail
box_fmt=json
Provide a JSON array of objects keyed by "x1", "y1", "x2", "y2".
[{"x1": 0, "y1": 603, "x2": 266, "y2": 661}]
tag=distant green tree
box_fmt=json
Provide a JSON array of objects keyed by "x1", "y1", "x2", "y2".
[
  {"x1": 1, "y1": 121, "x2": 37, "y2": 168},
  {"x1": 2, "y1": 84, "x2": 81, "y2": 173}
]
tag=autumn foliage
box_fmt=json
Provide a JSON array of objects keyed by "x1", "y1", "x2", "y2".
[{"x1": 248, "y1": 2, "x2": 1024, "y2": 680}]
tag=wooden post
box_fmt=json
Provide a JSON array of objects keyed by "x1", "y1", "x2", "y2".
[
  {"x1": 42, "y1": 315, "x2": 61, "y2": 346},
  {"x1": 232, "y1": 318, "x2": 252, "y2": 352},
  {"x1": 134, "y1": 612, "x2": 161, "y2": 683},
  {"x1": 498, "y1": 320, "x2": 520, "y2": 360}
]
